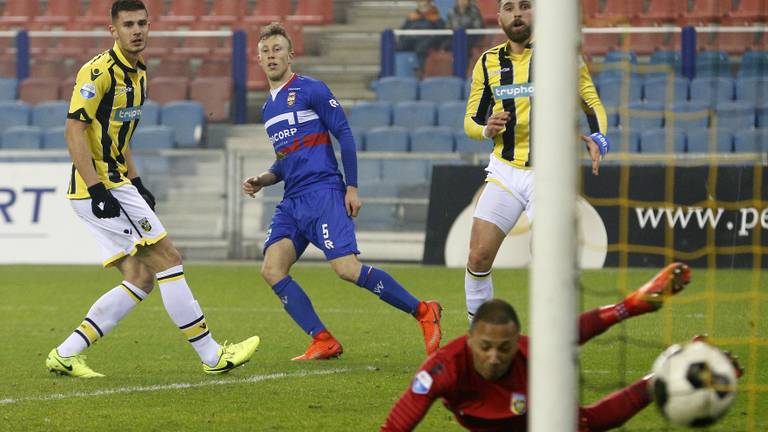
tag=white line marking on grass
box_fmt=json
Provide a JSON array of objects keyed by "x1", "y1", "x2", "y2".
[{"x1": 0, "y1": 366, "x2": 374, "y2": 406}]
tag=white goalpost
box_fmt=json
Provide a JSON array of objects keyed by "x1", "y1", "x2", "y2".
[{"x1": 529, "y1": 0, "x2": 581, "y2": 431}]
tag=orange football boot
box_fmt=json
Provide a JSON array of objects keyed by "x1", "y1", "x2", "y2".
[{"x1": 291, "y1": 330, "x2": 343, "y2": 361}]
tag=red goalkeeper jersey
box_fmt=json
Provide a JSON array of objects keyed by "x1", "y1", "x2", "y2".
[{"x1": 382, "y1": 335, "x2": 530, "y2": 432}]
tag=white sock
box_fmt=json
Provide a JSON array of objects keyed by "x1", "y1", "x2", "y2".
[
  {"x1": 57, "y1": 281, "x2": 146, "y2": 357},
  {"x1": 157, "y1": 265, "x2": 220, "y2": 366},
  {"x1": 465, "y1": 268, "x2": 493, "y2": 322}
]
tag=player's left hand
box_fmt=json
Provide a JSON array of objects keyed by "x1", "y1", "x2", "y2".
[
  {"x1": 345, "y1": 186, "x2": 361, "y2": 218},
  {"x1": 131, "y1": 176, "x2": 156, "y2": 211},
  {"x1": 581, "y1": 132, "x2": 610, "y2": 176}
]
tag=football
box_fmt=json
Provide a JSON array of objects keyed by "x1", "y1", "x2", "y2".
[{"x1": 651, "y1": 341, "x2": 738, "y2": 427}]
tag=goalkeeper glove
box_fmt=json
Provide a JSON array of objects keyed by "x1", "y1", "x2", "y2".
[
  {"x1": 88, "y1": 183, "x2": 121, "y2": 219},
  {"x1": 589, "y1": 132, "x2": 610, "y2": 158},
  {"x1": 131, "y1": 176, "x2": 156, "y2": 211}
]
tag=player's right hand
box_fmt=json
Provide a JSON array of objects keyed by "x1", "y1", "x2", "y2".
[
  {"x1": 242, "y1": 176, "x2": 263, "y2": 198},
  {"x1": 88, "y1": 183, "x2": 121, "y2": 219},
  {"x1": 483, "y1": 112, "x2": 512, "y2": 138}
]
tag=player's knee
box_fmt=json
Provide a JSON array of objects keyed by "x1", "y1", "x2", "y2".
[
  {"x1": 260, "y1": 264, "x2": 286, "y2": 286},
  {"x1": 334, "y1": 265, "x2": 358, "y2": 283},
  {"x1": 467, "y1": 249, "x2": 494, "y2": 273},
  {"x1": 124, "y1": 268, "x2": 155, "y2": 294}
]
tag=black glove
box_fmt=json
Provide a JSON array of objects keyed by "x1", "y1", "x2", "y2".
[
  {"x1": 88, "y1": 183, "x2": 121, "y2": 219},
  {"x1": 131, "y1": 176, "x2": 156, "y2": 211}
]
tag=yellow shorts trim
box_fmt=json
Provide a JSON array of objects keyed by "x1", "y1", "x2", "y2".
[{"x1": 102, "y1": 231, "x2": 169, "y2": 267}]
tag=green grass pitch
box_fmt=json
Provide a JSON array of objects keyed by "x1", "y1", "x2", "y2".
[{"x1": 0, "y1": 264, "x2": 765, "y2": 431}]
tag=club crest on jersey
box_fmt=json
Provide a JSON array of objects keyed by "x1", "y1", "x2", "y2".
[
  {"x1": 138, "y1": 217, "x2": 152, "y2": 232},
  {"x1": 411, "y1": 371, "x2": 433, "y2": 395},
  {"x1": 510, "y1": 392, "x2": 527, "y2": 415},
  {"x1": 287, "y1": 91, "x2": 296, "y2": 106}
]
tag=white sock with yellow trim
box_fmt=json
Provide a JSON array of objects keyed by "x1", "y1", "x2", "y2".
[
  {"x1": 57, "y1": 281, "x2": 147, "y2": 357},
  {"x1": 156, "y1": 265, "x2": 220, "y2": 366},
  {"x1": 465, "y1": 267, "x2": 493, "y2": 321}
]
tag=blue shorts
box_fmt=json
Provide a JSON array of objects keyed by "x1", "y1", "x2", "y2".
[{"x1": 263, "y1": 188, "x2": 360, "y2": 260}]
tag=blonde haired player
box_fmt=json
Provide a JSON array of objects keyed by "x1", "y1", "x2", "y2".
[
  {"x1": 45, "y1": 0, "x2": 259, "y2": 378},
  {"x1": 463, "y1": 0, "x2": 610, "y2": 320}
]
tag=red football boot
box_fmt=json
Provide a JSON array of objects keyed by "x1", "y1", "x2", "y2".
[
  {"x1": 623, "y1": 262, "x2": 691, "y2": 316},
  {"x1": 291, "y1": 330, "x2": 343, "y2": 361},
  {"x1": 415, "y1": 301, "x2": 443, "y2": 355}
]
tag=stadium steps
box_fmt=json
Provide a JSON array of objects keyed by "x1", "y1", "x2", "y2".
[{"x1": 344, "y1": 1, "x2": 416, "y2": 27}]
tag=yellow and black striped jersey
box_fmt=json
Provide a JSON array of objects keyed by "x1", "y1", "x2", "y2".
[
  {"x1": 464, "y1": 41, "x2": 607, "y2": 169},
  {"x1": 66, "y1": 42, "x2": 147, "y2": 199}
]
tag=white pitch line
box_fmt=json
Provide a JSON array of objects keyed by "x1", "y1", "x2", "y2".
[{"x1": 0, "y1": 367, "x2": 373, "y2": 406}]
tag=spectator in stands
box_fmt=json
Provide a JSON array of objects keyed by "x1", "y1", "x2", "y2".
[
  {"x1": 446, "y1": 0, "x2": 484, "y2": 50},
  {"x1": 398, "y1": 0, "x2": 447, "y2": 72}
]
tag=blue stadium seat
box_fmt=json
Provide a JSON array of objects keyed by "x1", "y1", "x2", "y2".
[
  {"x1": 357, "y1": 158, "x2": 382, "y2": 184},
  {"x1": 32, "y1": 100, "x2": 68, "y2": 130},
  {"x1": 643, "y1": 77, "x2": 688, "y2": 104},
  {"x1": 355, "y1": 202, "x2": 400, "y2": 230},
  {"x1": 735, "y1": 77, "x2": 768, "y2": 105},
  {"x1": 161, "y1": 101, "x2": 205, "y2": 147},
  {"x1": 374, "y1": 76, "x2": 418, "y2": 103},
  {"x1": 42, "y1": 126, "x2": 67, "y2": 149},
  {"x1": 0, "y1": 101, "x2": 30, "y2": 134},
  {"x1": 365, "y1": 126, "x2": 409, "y2": 152},
  {"x1": 616, "y1": 129, "x2": 642, "y2": 153},
  {"x1": 351, "y1": 127, "x2": 364, "y2": 151},
  {"x1": 347, "y1": 101, "x2": 391, "y2": 130},
  {"x1": 434, "y1": 0, "x2": 453, "y2": 18},
  {"x1": 410, "y1": 126, "x2": 454, "y2": 153},
  {"x1": 419, "y1": 77, "x2": 464, "y2": 103},
  {"x1": 695, "y1": 51, "x2": 731, "y2": 77},
  {"x1": 454, "y1": 129, "x2": 491, "y2": 153},
  {"x1": 438, "y1": 101, "x2": 466, "y2": 128},
  {"x1": 395, "y1": 51, "x2": 419, "y2": 78},
  {"x1": 596, "y1": 77, "x2": 643, "y2": 107},
  {"x1": 625, "y1": 101, "x2": 664, "y2": 130},
  {"x1": 381, "y1": 159, "x2": 428, "y2": 185},
  {"x1": 733, "y1": 129, "x2": 767, "y2": 153},
  {"x1": 392, "y1": 101, "x2": 436, "y2": 129},
  {"x1": 650, "y1": 50, "x2": 681, "y2": 68},
  {"x1": 737, "y1": 50, "x2": 768, "y2": 77},
  {"x1": 689, "y1": 77, "x2": 734, "y2": 107},
  {"x1": 713, "y1": 101, "x2": 756, "y2": 130},
  {"x1": 141, "y1": 100, "x2": 161, "y2": 126},
  {"x1": 605, "y1": 50, "x2": 638, "y2": 64},
  {"x1": 464, "y1": 79, "x2": 473, "y2": 100},
  {"x1": 666, "y1": 101, "x2": 709, "y2": 131},
  {"x1": 685, "y1": 129, "x2": 734, "y2": 153},
  {"x1": 131, "y1": 125, "x2": 175, "y2": 149},
  {"x1": 639, "y1": 128, "x2": 685, "y2": 153},
  {"x1": 0, "y1": 125, "x2": 42, "y2": 149},
  {"x1": 758, "y1": 103, "x2": 768, "y2": 128},
  {"x1": 0, "y1": 78, "x2": 18, "y2": 101}
]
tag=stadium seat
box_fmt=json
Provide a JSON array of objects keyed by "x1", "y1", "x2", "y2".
[
  {"x1": 160, "y1": 0, "x2": 206, "y2": 24},
  {"x1": 685, "y1": 128, "x2": 734, "y2": 153},
  {"x1": 595, "y1": 77, "x2": 643, "y2": 107},
  {"x1": 454, "y1": 129, "x2": 492, "y2": 154},
  {"x1": 0, "y1": 57, "x2": 15, "y2": 79},
  {"x1": 381, "y1": 159, "x2": 428, "y2": 185},
  {"x1": 286, "y1": 0, "x2": 334, "y2": 25},
  {"x1": 79, "y1": 0, "x2": 163, "y2": 26},
  {"x1": 0, "y1": 101, "x2": 30, "y2": 134},
  {"x1": 247, "y1": 61, "x2": 268, "y2": 91},
  {"x1": 32, "y1": 101, "x2": 68, "y2": 130},
  {"x1": 725, "y1": 0, "x2": 767, "y2": 23},
  {"x1": 639, "y1": 128, "x2": 686, "y2": 153},
  {"x1": 626, "y1": 101, "x2": 665, "y2": 129},
  {"x1": 713, "y1": 101, "x2": 756, "y2": 129},
  {"x1": 582, "y1": 33, "x2": 621, "y2": 57},
  {"x1": 738, "y1": 50, "x2": 768, "y2": 77},
  {"x1": 419, "y1": 77, "x2": 464, "y2": 103},
  {"x1": 161, "y1": 101, "x2": 205, "y2": 148},
  {"x1": 0, "y1": 77, "x2": 18, "y2": 100},
  {"x1": 632, "y1": 0, "x2": 686, "y2": 25},
  {"x1": 410, "y1": 126, "x2": 454, "y2": 153},
  {"x1": 615, "y1": 128, "x2": 642, "y2": 153},
  {"x1": 201, "y1": 0, "x2": 248, "y2": 25},
  {"x1": 735, "y1": 77, "x2": 768, "y2": 105},
  {"x1": 42, "y1": 126, "x2": 67, "y2": 149},
  {"x1": 58, "y1": 78, "x2": 76, "y2": 102},
  {"x1": 140, "y1": 100, "x2": 161, "y2": 126},
  {"x1": 30, "y1": 58, "x2": 75, "y2": 79},
  {"x1": 34, "y1": 0, "x2": 83, "y2": 25},
  {"x1": 197, "y1": 58, "x2": 231, "y2": 78},
  {"x1": 347, "y1": 102, "x2": 392, "y2": 131},
  {"x1": 711, "y1": 31, "x2": 761, "y2": 55},
  {"x1": 682, "y1": 0, "x2": 731, "y2": 24},
  {"x1": 695, "y1": 50, "x2": 731, "y2": 77},
  {"x1": 374, "y1": 77, "x2": 418, "y2": 103},
  {"x1": 364, "y1": 126, "x2": 409, "y2": 152},
  {"x1": 438, "y1": 101, "x2": 466, "y2": 129},
  {"x1": 605, "y1": 50, "x2": 638, "y2": 64},
  {"x1": 733, "y1": 129, "x2": 767, "y2": 152},
  {"x1": 395, "y1": 52, "x2": 420, "y2": 78},
  {"x1": 150, "y1": 59, "x2": 192, "y2": 80},
  {"x1": 476, "y1": 0, "x2": 499, "y2": 25},
  {"x1": 131, "y1": 125, "x2": 175, "y2": 150},
  {"x1": 592, "y1": 0, "x2": 644, "y2": 24},
  {"x1": 245, "y1": 0, "x2": 293, "y2": 25},
  {"x1": 148, "y1": 77, "x2": 189, "y2": 104},
  {"x1": 758, "y1": 103, "x2": 768, "y2": 128},
  {"x1": 393, "y1": 101, "x2": 437, "y2": 129},
  {"x1": 18, "y1": 78, "x2": 59, "y2": 105},
  {"x1": 650, "y1": 50, "x2": 681, "y2": 69},
  {"x1": 666, "y1": 101, "x2": 710, "y2": 131},
  {"x1": 423, "y1": 50, "x2": 454, "y2": 77},
  {"x1": 689, "y1": 77, "x2": 734, "y2": 107},
  {"x1": 357, "y1": 159, "x2": 382, "y2": 183},
  {"x1": 0, "y1": 0, "x2": 40, "y2": 27},
  {"x1": 626, "y1": 32, "x2": 670, "y2": 55},
  {"x1": 189, "y1": 77, "x2": 232, "y2": 122},
  {"x1": 643, "y1": 77, "x2": 689, "y2": 105},
  {"x1": 0, "y1": 125, "x2": 42, "y2": 149}
]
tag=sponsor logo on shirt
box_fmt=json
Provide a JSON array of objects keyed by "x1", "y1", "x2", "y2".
[
  {"x1": 492, "y1": 83, "x2": 534, "y2": 100},
  {"x1": 80, "y1": 82, "x2": 97, "y2": 99},
  {"x1": 510, "y1": 392, "x2": 527, "y2": 415},
  {"x1": 113, "y1": 106, "x2": 142, "y2": 122},
  {"x1": 115, "y1": 86, "x2": 133, "y2": 95},
  {"x1": 489, "y1": 67, "x2": 511, "y2": 77},
  {"x1": 411, "y1": 370, "x2": 433, "y2": 395}
]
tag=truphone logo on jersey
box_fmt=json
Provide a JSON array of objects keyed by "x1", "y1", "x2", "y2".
[
  {"x1": 493, "y1": 83, "x2": 534, "y2": 100},
  {"x1": 113, "y1": 107, "x2": 142, "y2": 122}
]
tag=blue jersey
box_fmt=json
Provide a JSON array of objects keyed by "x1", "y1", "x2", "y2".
[{"x1": 262, "y1": 74, "x2": 358, "y2": 198}]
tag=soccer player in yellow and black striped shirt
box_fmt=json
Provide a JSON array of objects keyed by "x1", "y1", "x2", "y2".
[
  {"x1": 46, "y1": 0, "x2": 259, "y2": 378},
  {"x1": 462, "y1": 0, "x2": 610, "y2": 320}
]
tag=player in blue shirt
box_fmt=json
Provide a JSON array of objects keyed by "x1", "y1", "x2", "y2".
[{"x1": 242, "y1": 23, "x2": 442, "y2": 360}]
